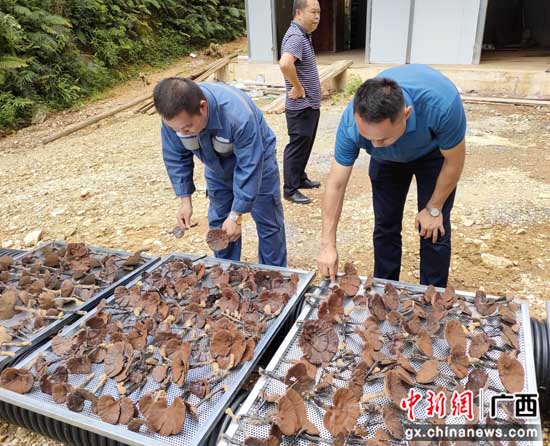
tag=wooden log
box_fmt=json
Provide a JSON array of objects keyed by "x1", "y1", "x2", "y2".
[
  {"x1": 42, "y1": 52, "x2": 239, "y2": 144},
  {"x1": 461, "y1": 95, "x2": 550, "y2": 107},
  {"x1": 262, "y1": 59, "x2": 353, "y2": 114}
]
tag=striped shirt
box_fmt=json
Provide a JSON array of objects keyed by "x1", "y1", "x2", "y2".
[{"x1": 281, "y1": 21, "x2": 322, "y2": 111}]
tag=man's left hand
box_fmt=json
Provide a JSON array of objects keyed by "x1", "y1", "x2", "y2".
[
  {"x1": 415, "y1": 209, "x2": 445, "y2": 244},
  {"x1": 222, "y1": 217, "x2": 242, "y2": 243}
]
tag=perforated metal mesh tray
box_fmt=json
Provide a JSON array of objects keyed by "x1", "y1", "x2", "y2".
[
  {"x1": 0, "y1": 241, "x2": 160, "y2": 371},
  {"x1": 220, "y1": 277, "x2": 543, "y2": 446},
  {"x1": 0, "y1": 254, "x2": 315, "y2": 446},
  {"x1": 0, "y1": 248, "x2": 26, "y2": 258}
]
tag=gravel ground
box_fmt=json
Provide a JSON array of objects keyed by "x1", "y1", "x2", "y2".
[{"x1": 1, "y1": 37, "x2": 549, "y2": 444}]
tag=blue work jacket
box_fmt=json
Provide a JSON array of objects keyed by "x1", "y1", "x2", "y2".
[{"x1": 161, "y1": 82, "x2": 277, "y2": 214}]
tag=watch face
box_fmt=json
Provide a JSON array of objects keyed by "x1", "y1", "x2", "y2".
[{"x1": 429, "y1": 208, "x2": 440, "y2": 217}]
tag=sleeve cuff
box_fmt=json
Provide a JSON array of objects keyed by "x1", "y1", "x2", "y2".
[
  {"x1": 334, "y1": 154, "x2": 356, "y2": 167},
  {"x1": 231, "y1": 197, "x2": 254, "y2": 214},
  {"x1": 172, "y1": 181, "x2": 196, "y2": 197}
]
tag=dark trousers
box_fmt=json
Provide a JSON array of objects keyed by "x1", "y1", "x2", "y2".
[
  {"x1": 283, "y1": 107, "x2": 320, "y2": 195},
  {"x1": 369, "y1": 149, "x2": 456, "y2": 287}
]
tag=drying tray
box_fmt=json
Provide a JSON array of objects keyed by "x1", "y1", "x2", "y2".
[
  {"x1": 220, "y1": 277, "x2": 543, "y2": 446},
  {"x1": 0, "y1": 241, "x2": 159, "y2": 371},
  {"x1": 0, "y1": 248, "x2": 26, "y2": 258},
  {"x1": 0, "y1": 254, "x2": 315, "y2": 446}
]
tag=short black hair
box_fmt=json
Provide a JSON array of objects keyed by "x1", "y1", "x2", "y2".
[
  {"x1": 353, "y1": 77, "x2": 405, "y2": 123},
  {"x1": 153, "y1": 77, "x2": 206, "y2": 119},
  {"x1": 293, "y1": 0, "x2": 309, "y2": 16}
]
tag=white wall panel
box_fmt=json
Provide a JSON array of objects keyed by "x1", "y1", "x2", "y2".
[
  {"x1": 246, "y1": 0, "x2": 277, "y2": 62},
  {"x1": 369, "y1": 0, "x2": 412, "y2": 64},
  {"x1": 410, "y1": 0, "x2": 482, "y2": 64}
]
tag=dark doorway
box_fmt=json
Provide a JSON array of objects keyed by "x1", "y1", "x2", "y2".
[
  {"x1": 482, "y1": 0, "x2": 550, "y2": 58},
  {"x1": 312, "y1": 0, "x2": 346, "y2": 52},
  {"x1": 350, "y1": 0, "x2": 367, "y2": 49}
]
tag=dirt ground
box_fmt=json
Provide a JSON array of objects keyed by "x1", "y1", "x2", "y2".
[{"x1": 1, "y1": 37, "x2": 549, "y2": 444}]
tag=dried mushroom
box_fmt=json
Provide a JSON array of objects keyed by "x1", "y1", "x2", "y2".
[
  {"x1": 466, "y1": 369, "x2": 489, "y2": 395},
  {"x1": 474, "y1": 290, "x2": 497, "y2": 316},
  {"x1": 444, "y1": 320, "x2": 467, "y2": 352},
  {"x1": 323, "y1": 388, "x2": 360, "y2": 437},
  {"x1": 0, "y1": 368, "x2": 34, "y2": 394},
  {"x1": 318, "y1": 288, "x2": 345, "y2": 323},
  {"x1": 498, "y1": 352, "x2": 524, "y2": 393},
  {"x1": 284, "y1": 359, "x2": 316, "y2": 394},
  {"x1": 339, "y1": 263, "x2": 361, "y2": 297},
  {"x1": 382, "y1": 283, "x2": 400, "y2": 311},
  {"x1": 384, "y1": 369, "x2": 410, "y2": 406},
  {"x1": 274, "y1": 387, "x2": 318, "y2": 436},
  {"x1": 298, "y1": 319, "x2": 338, "y2": 365},
  {"x1": 206, "y1": 228, "x2": 229, "y2": 251},
  {"x1": 416, "y1": 360, "x2": 440, "y2": 384},
  {"x1": 383, "y1": 405, "x2": 404, "y2": 439},
  {"x1": 146, "y1": 395, "x2": 186, "y2": 436},
  {"x1": 469, "y1": 332, "x2": 492, "y2": 359},
  {"x1": 416, "y1": 329, "x2": 433, "y2": 357}
]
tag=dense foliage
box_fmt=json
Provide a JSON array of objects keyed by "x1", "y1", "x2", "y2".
[{"x1": 0, "y1": 0, "x2": 245, "y2": 131}]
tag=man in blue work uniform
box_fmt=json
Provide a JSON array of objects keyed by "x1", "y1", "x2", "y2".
[
  {"x1": 153, "y1": 77, "x2": 287, "y2": 267},
  {"x1": 317, "y1": 65, "x2": 467, "y2": 287}
]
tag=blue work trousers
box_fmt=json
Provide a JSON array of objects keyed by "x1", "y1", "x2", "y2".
[
  {"x1": 206, "y1": 159, "x2": 287, "y2": 267},
  {"x1": 369, "y1": 149, "x2": 456, "y2": 287}
]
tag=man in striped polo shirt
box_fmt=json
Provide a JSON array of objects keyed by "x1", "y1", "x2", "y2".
[{"x1": 279, "y1": 0, "x2": 322, "y2": 205}]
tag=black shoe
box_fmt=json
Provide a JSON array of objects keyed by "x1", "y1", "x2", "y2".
[
  {"x1": 284, "y1": 190, "x2": 312, "y2": 204},
  {"x1": 299, "y1": 178, "x2": 321, "y2": 189}
]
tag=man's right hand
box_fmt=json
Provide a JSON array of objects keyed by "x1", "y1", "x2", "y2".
[
  {"x1": 176, "y1": 196, "x2": 193, "y2": 229},
  {"x1": 288, "y1": 84, "x2": 306, "y2": 100},
  {"x1": 317, "y1": 244, "x2": 339, "y2": 282}
]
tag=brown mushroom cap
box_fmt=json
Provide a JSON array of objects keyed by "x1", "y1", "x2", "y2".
[
  {"x1": 0, "y1": 368, "x2": 34, "y2": 394},
  {"x1": 97, "y1": 395, "x2": 121, "y2": 424},
  {"x1": 210, "y1": 327, "x2": 246, "y2": 369},
  {"x1": 469, "y1": 332, "x2": 492, "y2": 359},
  {"x1": 403, "y1": 314, "x2": 422, "y2": 335},
  {"x1": 466, "y1": 368, "x2": 489, "y2": 395},
  {"x1": 0, "y1": 288, "x2": 18, "y2": 319},
  {"x1": 274, "y1": 387, "x2": 318, "y2": 436},
  {"x1": 368, "y1": 293, "x2": 387, "y2": 322},
  {"x1": 318, "y1": 288, "x2": 345, "y2": 323},
  {"x1": 339, "y1": 263, "x2": 361, "y2": 297},
  {"x1": 284, "y1": 360, "x2": 316, "y2": 394},
  {"x1": 384, "y1": 369, "x2": 410, "y2": 406},
  {"x1": 356, "y1": 317, "x2": 383, "y2": 351},
  {"x1": 206, "y1": 228, "x2": 229, "y2": 252},
  {"x1": 498, "y1": 352, "x2": 525, "y2": 393},
  {"x1": 448, "y1": 345, "x2": 470, "y2": 379},
  {"x1": 146, "y1": 396, "x2": 186, "y2": 436},
  {"x1": 382, "y1": 405, "x2": 404, "y2": 439},
  {"x1": 104, "y1": 342, "x2": 125, "y2": 378},
  {"x1": 444, "y1": 320, "x2": 467, "y2": 352},
  {"x1": 416, "y1": 330, "x2": 433, "y2": 357},
  {"x1": 501, "y1": 324, "x2": 520, "y2": 350},
  {"x1": 323, "y1": 388, "x2": 360, "y2": 437},
  {"x1": 416, "y1": 359, "x2": 440, "y2": 384},
  {"x1": 298, "y1": 319, "x2": 339, "y2": 365},
  {"x1": 171, "y1": 342, "x2": 192, "y2": 387},
  {"x1": 474, "y1": 290, "x2": 497, "y2": 316},
  {"x1": 383, "y1": 283, "x2": 400, "y2": 311}
]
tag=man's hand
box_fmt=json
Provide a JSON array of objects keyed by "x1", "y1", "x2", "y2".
[
  {"x1": 288, "y1": 84, "x2": 305, "y2": 100},
  {"x1": 222, "y1": 217, "x2": 242, "y2": 243},
  {"x1": 176, "y1": 196, "x2": 193, "y2": 229},
  {"x1": 317, "y1": 244, "x2": 339, "y2": 282},
  {"x1": 415, "y1": 209, "x2": 445, "y2": 244}
]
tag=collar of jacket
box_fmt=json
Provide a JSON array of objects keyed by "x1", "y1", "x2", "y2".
[{"x1": 199, "y1": 84, "x2": 223, "y2": 131}]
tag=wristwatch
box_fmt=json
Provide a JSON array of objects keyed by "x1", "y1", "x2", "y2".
[
  {"x1": 426, "y1": 207, "x2": 441, "y2": 217},
  {"x1": 229, "y1": 212, "x2": 242, "y2": 225}
]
